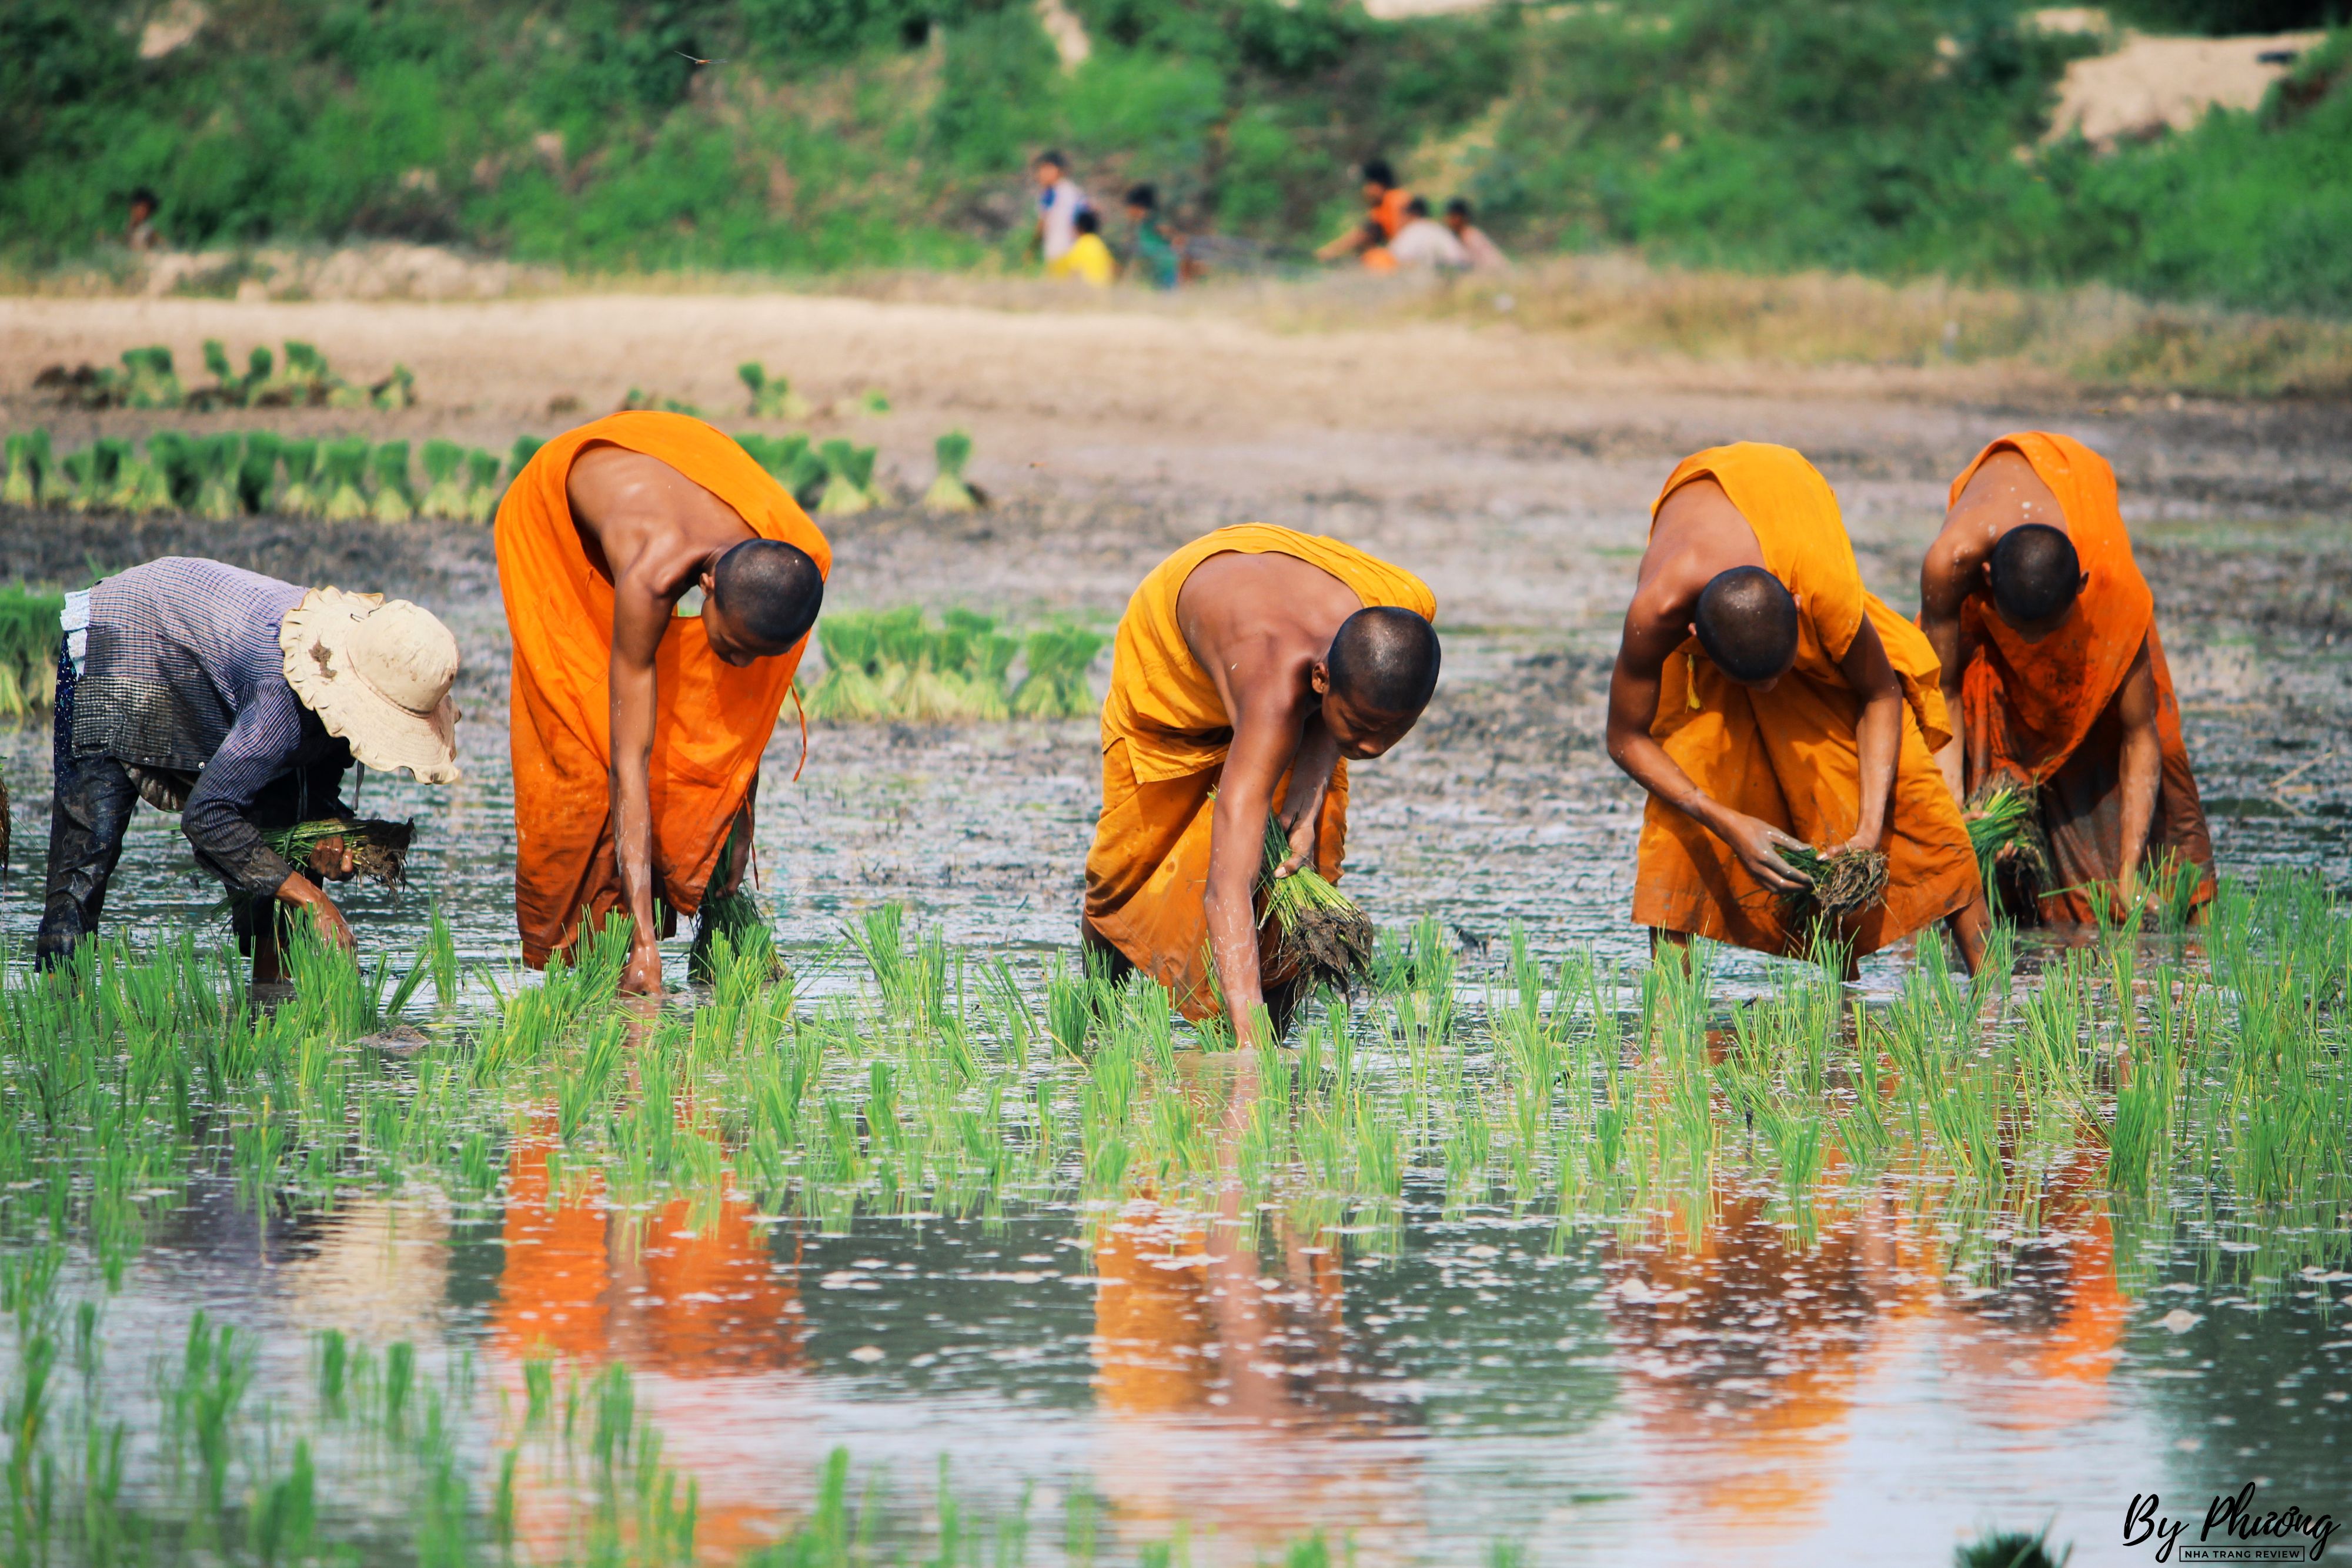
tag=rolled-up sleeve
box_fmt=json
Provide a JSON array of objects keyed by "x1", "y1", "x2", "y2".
[{"x1": 181, "y1": 684, "x2": 309, "y2": 897}]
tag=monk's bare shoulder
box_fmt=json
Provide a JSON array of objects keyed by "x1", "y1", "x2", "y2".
[
  {"x1": 1945, "y1": 448, "x2": 2064, "y2": 547},
  {"x1": 1632, "y1": 477, "x2": 1764, "y2": 635},
  {"x1": 566, "y1": 446, "x2": 754, "y2": 589},
  {"x1": 1176, "y1": 551, "x2": 1361, "y2": 684}
]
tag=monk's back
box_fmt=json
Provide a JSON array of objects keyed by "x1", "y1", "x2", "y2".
[
  {"x1": 1175, "y1": 551, "x2": 1364, "y2": 675},
  {"x1": 1638, "y1": 476, "x2": 1768, "y2": 616}
]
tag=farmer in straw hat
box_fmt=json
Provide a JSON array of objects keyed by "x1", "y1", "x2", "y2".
[
  {"x1": 496, "y1": 413, "x2": 828, "y2": 995},
  {"x1": 1605, "y1": 443, "x2": 1989, "y2": 972},
  {"x1": 1919, "y1": 432, "x2": 2214, "y2": 926},
  {"x1": 1083, "y1": 526, "x2": 1439, "y2": 1048},
  {"x1": 36, "y1": 556, "x2": 462, "y2": 982}
]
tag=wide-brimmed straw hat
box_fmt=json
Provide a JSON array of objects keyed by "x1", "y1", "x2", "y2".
[{"x1": 279, "y1": 588, "x2": 463, "y2": 784}]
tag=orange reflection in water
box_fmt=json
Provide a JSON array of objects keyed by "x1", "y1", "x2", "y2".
[
  {"x1": 489, "y1": 1116, "x2": 814, "y2": 1561},
  {"x1": 1605, "y1": 1139, "x2": 2132, "y2": 1550}
]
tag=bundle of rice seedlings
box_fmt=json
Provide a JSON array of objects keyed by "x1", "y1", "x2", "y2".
[
  {"x1": 784, "y1": 437, "x2": 827, "y2": 506},
  {"x1": 816, "y1": 439, "x2": 876, "y2": 515},
  {"x1": 320, "y1": 438, "x2": 372, "y2": 521},
  {"x1": 369, "y1": 441, "x2": 415, "y2": 523},
  {"x1": 506, "y1": 435, "x2": 544, "y2": 494},
  {"x1": 804, "y1": 611, "x2": 890, "y2": 721},
  {"x1": 1010, "y1": 626, "x2": 1105, "y2": 719},
  {"x1": 0, "y1": 584, "x2": 66, "y2": 719},
  {"x1": 236, "y1": 431, "x2": 283, "y2": 514},
  {"x1": 262, "y1": 817, "x2": 415, "y2": 890},
  {"x1": 2, "y1": 432, "x2": 48, "y2": 507},
  {"x1": 122, "y1": 346, "x2": 183, "y2": 409},
  {"x1": 417, "y1": 439, "x2": 468, "y2": 521},
  {"x1": 370, "y1": 364, "x2": 417, "y2": 411},
  {"x1": 55, "y1": 450, "x2": 95, "y2": 511},
  {"x1": 736, "y1": 361, "x2": 811, "y2": 420},
  {"x1": 193, "y1": 434, "x2": 243, "y2": 521},
  {"x1": 200, "y1": 339, "x2": 245, "y2": 406},
  {"x1": 462, "y1": 447, "x2": 502, "y2": 523},
  {"x1": 690, "y1": 885, "x2": 784, "y2": 982},
  {"x1": 1259, "y1": 817, "x2": 1374, "y2": 994},
  {"x1": 119, "y1": 440, "x2": 169, "y2": 514},
  {"x1": 25, "y1": 432, "x2": 62, "y2": 506},
  {"x1": 1966, "y1": 780, "x2": 2050, "y2": 907},
  {"x1": 923, "y1": 430, "x2": 982, "y2": 513},
  {"x1": 277, "y1": 439, "x2": 321, "y2": 516},
  {"x1": 254, "y1": 340, "x2": 334, "y2": 406},
  {"x1": 857, "y1": 389, "x2": 891, "y2": 415},
  {"x1": 938, "y1": 611, "x2": 1018, "y2": 719},
  {"x1": 1775, "y1": 843, "x2": 1890, "y2": 929}
]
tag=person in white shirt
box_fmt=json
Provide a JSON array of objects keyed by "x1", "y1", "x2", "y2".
[
  {"x1": 1031, "y1": 151, "x2": 1091, "y2": 266},
  {"x1": 1445, "y1": 198, "x2": 1512, "y2": 273},
  {"x1": 1385, "y1": 198, "x2": 1469, "y2": 271}
]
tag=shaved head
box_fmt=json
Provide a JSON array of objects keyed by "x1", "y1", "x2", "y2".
[
  {"x1": 1327, "y1": 606, "x2": 1440, "y2": 717},
  {"x1": 1987, "y1": 523, "x2": 2081, "y2": 626},
  {"x1": 710, "y1": 539, "x2": 824, "y2": 648},
  {"x1": 1693, "y1": 566, "x2": 1799, "y2": 685}
]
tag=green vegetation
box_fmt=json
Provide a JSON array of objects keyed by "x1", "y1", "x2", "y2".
[
  {"x1": 0, "y1": 426, "x2": 518, "y2": 522},
  {"x1": 34, "y1": 339, "x2": 413, "y2": 411},
  {"x1": 6, "y1": 0, "x2": 2350, "y2": 315},
  {"x1": 0, "y1": 584, "x2": 65, "y2": 717},
  {"x1": 804, "y1": 606, "x2": 1101, "y2": 723}
]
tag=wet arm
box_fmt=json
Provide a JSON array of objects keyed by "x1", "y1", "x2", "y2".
[
  {"x1": 1207, "y1": 690, "x2": 1307, "y2": 1049},
  {"x1": 609, "y1": 574, "x2": 676, "y2": 990},
  {"x1": 1837, "y1": 617, "x2": 1903, "y2": 851},
  {"x1": 182, "y1": 694, "x2": 351, "y2": 948},
  {"x1": 1919, "y1": 534, "x2": 1975, "y2": 803},
  {"x1": 2114, "y1": 640, "x2": 2161, "y2": 902},
  {"x1": 1603, "y1": 617, "x2": 1808, "y2": 892},
  {"x1": 1274, "y1": 710, "x2": 1339, "y2": 875}
]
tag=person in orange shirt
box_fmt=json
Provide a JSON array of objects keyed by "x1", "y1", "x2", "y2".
[
  {"x1": 1083, "y1": 527, "x2": 1439, "y2": 1044},
  {"x1": 495, "y1": 412, "x2": 830, "y2": 994},
  {"x1": 1605, "y1": 443, "x2": 1987, "y2": 970},
  {"x1": 1314, "y1": 158, "x2": 1412, "y2": 265},
  {"x1": 1920, "y1": 432, "x2": 2214, "y2": 925}
]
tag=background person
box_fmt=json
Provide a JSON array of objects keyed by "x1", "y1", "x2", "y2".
[
  {"x1": 1126, "y1": 183, "x2": 1182, "y2": 291},
  {"x1": 37, "y1": 557, "x2": 462, "y2": 983},
  {"x1": 1314, "y1": 157, "x2": 1411, "y2": 264},
  {"x1": 125, "y1": 188, "x2": 163, "y2": 252},
  {"x1": 1444, "y1": 199, "x2": 1509, "y2": 273},
  {"x1": 1031, "y1": 150, "x2": 1091, "y2": 268},
  {"x1": 1387, "y1": 197, "x2": 1468, "y2": 270},
  {"x1": 1048, "y1": 208, "x2": 1117, "y2": 287}
]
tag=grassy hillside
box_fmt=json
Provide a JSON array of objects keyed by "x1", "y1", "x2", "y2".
[{"x1": 4, "y1": 0, "x2": 2348, "y2": 315}]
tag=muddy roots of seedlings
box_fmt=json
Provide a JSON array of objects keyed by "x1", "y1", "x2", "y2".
[
  {"x1": 1776, "y1": 844, "x2": 1890, "y2": 929},
  {"x1": 265, "y1": 818, "x2": 416, "y2": 891},
  {"x1": 690, "y1": 888, "x2": 784, "y2": 982},
  {"x1": 1261, "y1": 820, "x2": 1375, "y2": 995},
  {"x1": 1966, "y1": 779, "x2": 2052, "y2": 913}
]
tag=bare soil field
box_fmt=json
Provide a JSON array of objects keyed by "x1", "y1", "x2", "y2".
[{"x1": 5, "y1": 289, "x2": 2351, "y2": 966}]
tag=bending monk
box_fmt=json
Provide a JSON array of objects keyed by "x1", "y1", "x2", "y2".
[
  {"x1": 1084, "y1": 526, "x2": 1439, "y2": 1045},
  {"x1": 1920, "y1": 432, "x2": 2213, "y2": 924},
  {"x1": 496, "y1": 412, "x2": 829, "y2": 994},
  {"x1": 1605, "y1": 443, "x2": 1987, "y2": 971}
]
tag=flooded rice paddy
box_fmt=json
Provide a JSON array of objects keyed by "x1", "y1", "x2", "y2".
[{"x1": 3, "y1": 460, "x2": 2352, "y2": 1563}]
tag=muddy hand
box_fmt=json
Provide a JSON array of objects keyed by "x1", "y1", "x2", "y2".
[
  {"x1": 1725, "y1": 813, "x2": 1810, "y2": 892},
  {"x1": 308, "y1": 834, "x2": 356, "y2": 882},
  {"x1": 1275, "y1": 807, "x2": 1318, "y2": 879}
]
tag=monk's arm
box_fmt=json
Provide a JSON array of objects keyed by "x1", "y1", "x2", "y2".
[
  {"x1": 1603, "y1": 616, "x2": 1809, "y2": 894},
  {"x1": 1207, "y1": 690, "x2": 1307, "y2": 1047},
  {"x1": 609, "y1": 575, "x2": 676, "y2": 992},
  {"x1": 1273, "y1": 711, "x2": 1339, "y2": 875},
  {"x1": 1918, "y1": 532, "x2": 1976, "y2": 804},
  {"x1": 1837, "y1": 618, "x2": 1905, "y2": 852},
  {"x1": 2114, "y1": 638, "x2": 2162, "y2": 904}
]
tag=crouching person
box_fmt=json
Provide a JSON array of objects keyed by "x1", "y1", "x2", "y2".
[{"x1": 37, "y1": 557, "x2": 462, "y2": 982}]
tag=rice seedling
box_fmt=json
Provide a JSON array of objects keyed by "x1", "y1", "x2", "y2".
[
  {"x1": 1259, "y1": 817, "x2": 1375, "y2": 996},
  {"x1": 462, "y1": 446, "x2": 503, "y2": 523},
  {"x1": 1774, "y1": 843, "x2": 1889, "y2": 931},
  {"x1": 1008, "y1": 626, "x2": 1105, "y2": 720},
  {"x1": 1967, "y1": 780, "x2": 2051, "y2": 915},
  {"x1": 192, "y1": 433, "x2": 243, "y2": 522},
  {"x1": 737, "y1": 360, "x2": 811, "y2": 419},
  {"x1": 0, "y1": 584, "x2": 64, "y2": 720},
  {"x1": 235, "y1": 430, "x2": 282, "y2": 514},
  {"x1": 369, "y1": 440, "x2": 415, "y2": 523},
  {"x1": 261, "y1": 817, "x2": 416, "y2": 890},
  {"x1": 506, "y1": 434, "x2": 544, "y2": 491},
  {"x1": 117, "y1": 436, "x2": 175, "y2": 514},
  {"x1": 924, "y1": 430, "x2": 983, "y2": 512},
  {"x1": 123, "y1": 346, "x2": 183, "y2": 410},
  {"x1": 1, "y1": 430, "x2": 49, "y2": 507},
  {"x1": 416, "y1": 438, "x2": 468, "y2": 520},
  {"x1": 816, "y1": 438, "x2": 880, "y2": 514},
  {"x1": 276, "y1": 437, "x2": 320, "y2": 516},
  {"x1": 320, "y1": 437, "x2": 372, "y2": 521}
]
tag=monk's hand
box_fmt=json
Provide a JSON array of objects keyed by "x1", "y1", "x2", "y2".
[
  {"x1": 620, "y1": 938, "x2": 666, "y2": 998},
  {"x1": 1721, "y1": 813, "x2": 1813, "y2": 894},
  {"x1": 307, "y1": 834, "x2": 356, "y2": 882},
  {"x1": 1274, "y1": 800, "x2": 1320, "y2": 879}
]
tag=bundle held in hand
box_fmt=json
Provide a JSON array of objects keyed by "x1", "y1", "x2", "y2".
[{"x1": 1259, "y1": 817, "x2": 1375, "y2": 995}]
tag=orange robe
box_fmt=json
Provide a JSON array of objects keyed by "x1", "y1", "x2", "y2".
[
  {"x1": 495, "y1": 412, "x2": 831, "y2": 967},
  {"x1": 1633, "y1": 443, "x2": 1977, "y2": 958},
  {"x1": 1946, "y1": 432, "x2": 2214, "y2": 925},
  {"x1": 1083, "y1": 526, "x2": 1436, "y2": 1018}
]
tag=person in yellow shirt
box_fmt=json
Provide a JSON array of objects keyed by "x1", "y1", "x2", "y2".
[{"x1": 1048, "y1": 209, "x2": 1117, "y2": 287}]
